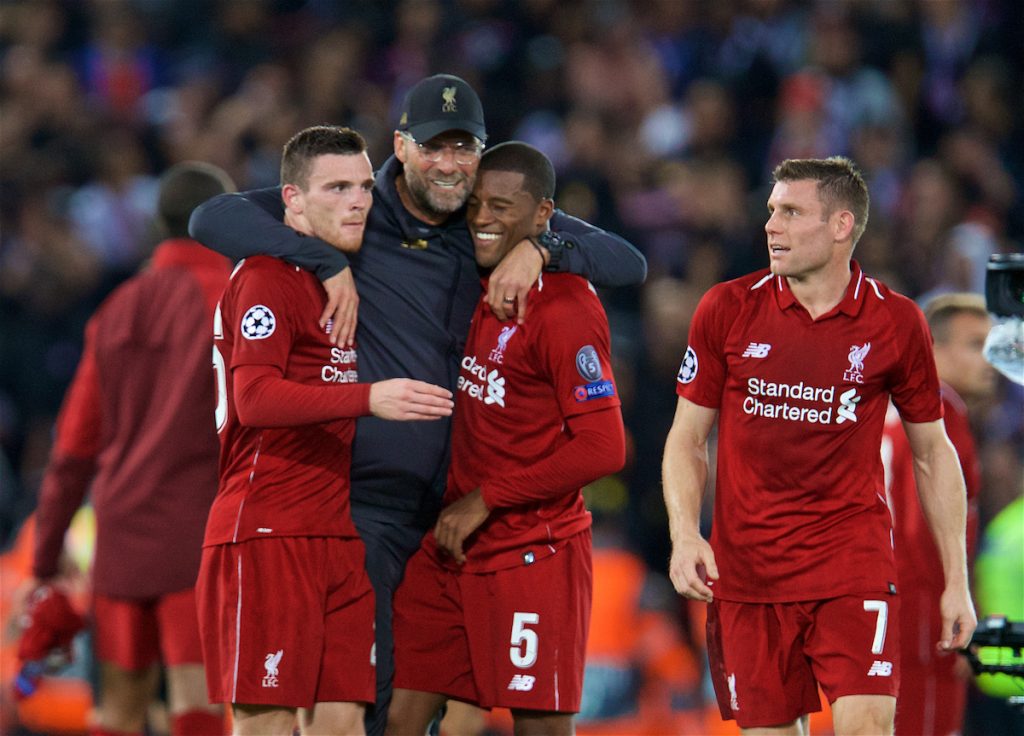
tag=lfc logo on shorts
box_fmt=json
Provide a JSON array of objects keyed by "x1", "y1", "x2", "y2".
[
  {"x1": 727, "y1": 672, "x2": 739, "y2": 712},
  {"x1": 262, "y1": 649, "x2": 283, "y2": 688}
]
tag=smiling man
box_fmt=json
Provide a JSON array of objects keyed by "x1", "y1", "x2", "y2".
[
  {"x1": 188, "y1": 74, "x2": 646, "y2": 735},
  {"x1": 195, "y1": 126, "x2": 454, "y2": 736},
  {"x1": 661, "y1": 157, "x2": 976, "y2": 736},
  {"x1": 386, "y1": 142, "x2": 626, "y2": 736}
]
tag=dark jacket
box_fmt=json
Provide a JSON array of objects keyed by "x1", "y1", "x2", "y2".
[{"x1": 189, "y1": 155, "x2": 646, "y2": 519}]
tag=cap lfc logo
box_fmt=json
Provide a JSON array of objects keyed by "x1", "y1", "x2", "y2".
[
  {"x1": 442, "y1": 86, "x2": 457, "y2": 112},
  {"x1": 844, "y1": 342, "x2": 871, "y2": 384}
]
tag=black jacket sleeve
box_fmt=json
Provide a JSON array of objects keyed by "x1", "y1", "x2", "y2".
[
  {"x1": 188, "y1": 188, "x2": 350, "y2": 281},
  {"x1": 549, "y1": 209, "x2": 648, "y2": 288}
]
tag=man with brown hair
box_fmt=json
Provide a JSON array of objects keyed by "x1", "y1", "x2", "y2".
[
  {"x1": 195, "y1": 126, "x2": 453, "y2": 736},
  {"x1": 662, "y1": 157, "x2": 976, "y2": 735}
]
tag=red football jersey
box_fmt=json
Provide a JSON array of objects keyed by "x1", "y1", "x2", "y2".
[
  {"x1": 428, "y1": 273, "x2": 621, "y2": 572},
  {"x1": 676, "y1": 262, "x2": 942, "y2": 602},
  {"x1": 205, "y1": 256, "x2": 362, "y2": 545},
  {"x1": 883, "y1": 385, "x2": 980, "y2": 736}
]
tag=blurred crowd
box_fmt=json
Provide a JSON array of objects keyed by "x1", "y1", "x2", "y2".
[{"x1": 0, "y1": 0, "x2": 1022, "y2": 725}]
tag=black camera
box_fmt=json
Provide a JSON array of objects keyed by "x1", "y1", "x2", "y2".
[
  {"x1": 961, "y1": 615, "x2": 1024, "y2": 679},
  {"x1": 986, "y1": 253, "x2": 1024, "y2": 318}
]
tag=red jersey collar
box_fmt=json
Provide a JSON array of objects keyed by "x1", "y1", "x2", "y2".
[
  {"x1": 773, "y1": 260, "x2": 869, "y2": 319},
  {"x1": 150, "y1": 238, "x2": 231, "y2": 271}
]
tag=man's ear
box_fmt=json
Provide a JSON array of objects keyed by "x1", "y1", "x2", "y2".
[
  {"x1": 834, "y1": 209, "x2": 855, "y2": 242},
  {"x1": 534, "y1": 198, "x2": 555, "y2": 231},
  {"x1": 282, "y1": 183, "x2": 303, "y2": 214},
  {"x1": 393, "y1": 132, "x2": 408, "y2": 163}
]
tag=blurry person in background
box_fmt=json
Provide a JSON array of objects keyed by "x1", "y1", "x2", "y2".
[
  {"x1": 882, "y1": 293, "x2": 995, "y2": 736},
  {"x1": 23, "y1": 162, "x2": 235, "y2": 736}
]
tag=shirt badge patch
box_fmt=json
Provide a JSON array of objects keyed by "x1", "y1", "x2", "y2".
[
  {"x1": 574, "y1": 380, "x2": 615, "y2": 402},
  {"x1": 677, "y1": 346, "x2": 698, "y2": 384},
  {"x1": 241, "y1": 305, "x2": 276, "y2": 340},
  {"x1": 844, "y1": 342, "x2": 871, "y2": 384},
  {"x1": 575, "y1": 345, "x2": 602, "y2": 381},
  {"x1": 489, "y1": 325, "x2": 517, "y2": 364}
]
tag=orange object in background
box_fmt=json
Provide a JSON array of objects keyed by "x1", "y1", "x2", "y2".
[
  {"x1": 1, "y1": 514, "x2": 94, "y2": 735},
  {"x1": 576, "y1": 546, "x2": 705, "y2": 735}
]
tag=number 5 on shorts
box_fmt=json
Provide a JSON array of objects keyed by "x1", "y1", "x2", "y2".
[
  {"x1": 863, "y1": 600, "x2": 888, "y2": 654},
  {"x1": 510, "y1": 612, "x2": 539, "y2": 668}
]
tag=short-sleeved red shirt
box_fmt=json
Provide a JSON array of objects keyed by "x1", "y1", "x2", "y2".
[
  {"x1": 676, "y1": 262, "x2": 942, "y2": 602},
  {"x1": 205, "y1": 256, "x2": 361, "y2": 545},
  {"x1": 426, "y1": 273, "x2": 621, "y2": 572}
]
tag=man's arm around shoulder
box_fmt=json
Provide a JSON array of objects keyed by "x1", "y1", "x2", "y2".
[
  {"x1": 189, "y1": 188, "x2": 350, "y2": 281},
  {"x1": 549, "y1": 210, "x2": 647, "y2": 288}
]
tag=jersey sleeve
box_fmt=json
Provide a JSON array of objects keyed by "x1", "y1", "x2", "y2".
[
  {"x1": 676, "y1": 283, "x2": 731, "y2": 408},
  {"x1": 889, "y1": 301, "x2": 943, "y2": 423},
  {"x1": 533, "y1": 282, "x2": 620, "y2": 420},
  {"x1": 233, "y1": 364, "x2": 371, "y2": 427},
  {"x1": 481, "y1": 407, "x2": 625, "y2": 508},
  {"x1": 33, "y1": 318, "x2": 103, "y2": 579},
  {"x1": 226, "y1": 264, "x2": 300, "y2": 373}
]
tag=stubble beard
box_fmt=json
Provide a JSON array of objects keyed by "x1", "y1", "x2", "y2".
[
  {"x1": 310, "y1": 214, "x2": 363, "y2": 254},
  {"x1": 404, "y1": 165, "x2": 473, "y2": 219}
]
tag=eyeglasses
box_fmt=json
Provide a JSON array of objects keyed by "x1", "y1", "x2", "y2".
[{"x1": 400, "y1": 132, "x2": 484, "y2": 165}]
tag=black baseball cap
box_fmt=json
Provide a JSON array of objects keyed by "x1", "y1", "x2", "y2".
[{"x1": 397, "y1": 74, "x2": 487, "y2": 143}]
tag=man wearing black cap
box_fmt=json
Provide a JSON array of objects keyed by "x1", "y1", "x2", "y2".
[{"x1": 189, "y1": 73, "x2": 647, "y2": 735}]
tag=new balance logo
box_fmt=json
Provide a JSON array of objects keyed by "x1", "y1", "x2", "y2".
[
  {"x1": 867, "y1": 660, "x2": 893, "y2": 677},
  {"x1": 507, "y1": 674, "x2": 536, "y2": 691},
  {"x1": 742, "y1": 342, "x2": 772, "y2": 358},
  {"x1": 262, "y1": 649, "x2": 283, "y2": 688}
]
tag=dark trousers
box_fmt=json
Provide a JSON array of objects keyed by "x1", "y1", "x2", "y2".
[{"x1": 352, "y1": 505, "x2": 432, "y2": 736}]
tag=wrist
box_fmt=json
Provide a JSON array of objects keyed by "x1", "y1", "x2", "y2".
[
  {"x1": 534, "y1": 230, "x2": 566, "y2": 270},
  {"x1": 526, "y1": 236, "x2": 550, "y2": 267}
]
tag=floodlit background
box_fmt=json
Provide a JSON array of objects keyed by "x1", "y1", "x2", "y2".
[{"x1": 1, "y1": 1, "x2": 1021, "y2": 734}]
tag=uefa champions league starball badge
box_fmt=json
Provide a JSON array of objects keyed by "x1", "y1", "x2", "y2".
[
  {"x1": 678, "y1": 346, "x2": 698, "y2": 383},
  {"x1": 241, "y1": 305, "x2": 276, "y2": 340}
]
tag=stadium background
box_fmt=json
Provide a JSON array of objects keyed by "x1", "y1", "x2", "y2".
[{"x1": 0, "y1": 0, "x2": 1021, "y2": 733}]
